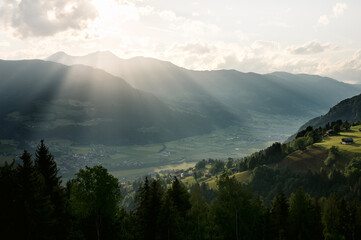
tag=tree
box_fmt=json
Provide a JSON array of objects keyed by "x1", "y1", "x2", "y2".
[
  {"x1": 134, "y1": 177, "x2": 164, "y2": 240},
  {"x1": 193, "y1": 170, "x2": 204, "y2": 181},
  {"x1": 189, "y1": 183, "x2": 210, "y2": 240},
  {"x1": 17, "y1": 150, "x2": 54, "y2": 240},
  {"x1": 322, "y1": 194, "x2": 344, "y2": 240},
  {"x1": 211, "y1": 173, "x2": 265, "y2": 240},
  {"x1": 210, "y1": 160, "x2": 225, "y2": 175},
  {"x1": 195, "y1": 159, "x2": 207, "y2": 170},
  {"x1": 159, "y1": 177, "x2": 191, "y2": 240},
  {"x1": 270, "y1": 191, "x2": 289, "y2": 239},
  {"x1": 34, "y1": 140, "x2": 66, "y2": 239},
  {"x1": 0, "y1": 160, "x2": 19, "y2": 239},
  {"x1": 70, "y1": 165, "x2": 122, "y2": 240},
  {"x1": 324, "y1": 146, "x2": 339, "y2": 167},
  {"x1": 226, "y1": 158, "x2": 234, "y2": 169},
  {"x1": 289, "y1": 188, "x2": 322, "y2": 240},
  {"x1": 35, "y1": 140, "x2": 61, "y2": 194}
]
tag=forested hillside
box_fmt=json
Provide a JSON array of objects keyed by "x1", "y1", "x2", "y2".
[
  {"x1": 2, "y1": 136, "x2": 361, "y2": 240},
  {"x1": 300, "y1": 93, "x2": 361, "y2": 130}
]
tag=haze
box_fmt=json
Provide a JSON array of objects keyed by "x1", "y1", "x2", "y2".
[{"x1": 1, "y1": 0, "x2": 361, "y2": 83}]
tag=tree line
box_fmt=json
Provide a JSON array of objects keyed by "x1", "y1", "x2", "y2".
[{"x1": 1, "y1": 140, "x2": 361, "y2": 240}]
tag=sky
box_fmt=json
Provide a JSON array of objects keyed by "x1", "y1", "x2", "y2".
[{"x1": 0, "y1": 0, "x2": 360, "y2": 83}]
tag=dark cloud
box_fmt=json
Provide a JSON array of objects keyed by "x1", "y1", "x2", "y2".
[
  {"x1": 0, "y1": 0, "x2": 98, "y2": 38},
  {"x1": 288, "y1": 41, "x2": 331, "y2": 55}
]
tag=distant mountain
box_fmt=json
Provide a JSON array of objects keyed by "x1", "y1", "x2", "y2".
[
  {"x1": 46, "y1": 52, "x2": 237, "y2": 126},
  {"x1": 299, "y1": 93, "x2": 361, "y2": 130},
  {"x1": 47, "y1": 52, "x2": 360, "y2": 123},
  {"x1": 0, "y1": 60, "x2": 227, "y2": 145}
]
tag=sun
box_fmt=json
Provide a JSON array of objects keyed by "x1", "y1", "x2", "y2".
[{"x1": 91, "y1": 0, "x2": 140, "y2": 22}]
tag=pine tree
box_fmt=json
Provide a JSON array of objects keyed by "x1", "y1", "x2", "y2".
[
  {"x1": 270, "y1": 191, "x2": 289, "y2": 240},
  {"x1": 35, "y1": 140, "x2": 61, "y2": 194},
  {"x1": 189, "y1": 183, "x2": 210, "y2": 240},
  {"x1": 34, "y1": 140, "x2": 66, "y2": 240},
  {"x1": 17, "y1": 150, "x2": 54, "y2": 240},
  {"x1": 0, "y1": 160, "x2": 18, "y2": 239}
]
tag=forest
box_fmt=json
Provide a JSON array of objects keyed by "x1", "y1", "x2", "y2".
[{"x1": 1, "y1": 139, "x2": 361, "y2": 240}]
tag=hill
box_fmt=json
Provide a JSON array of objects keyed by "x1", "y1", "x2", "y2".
[
  {"x1": 272, "y1": 125, "x2": 361, "y2": 173},
  {"x1": 0, "y1": 60, "x2": 222, "y2": 145},
  {"x1": 299, "y1": 93, "x2": 361, "y2": 130}
]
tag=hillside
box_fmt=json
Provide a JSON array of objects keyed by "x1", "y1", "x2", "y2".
[
  {"x1": 273, "y1": 125, "x2": 361, "y2": 173},
  {"x1": 299, "y1": 93, "x2": 361, "y2": 130},
  {"x1": 0, "y1": 60, "x2": 221, "y2": 145}
]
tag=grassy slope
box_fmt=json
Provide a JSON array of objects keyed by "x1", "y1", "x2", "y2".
[
  {"x1": 271, "y1": 125, "x2": 361, "y2": 172},
  {"x1": 192, "y1": 125, "x2": 361, "y2": 188}
]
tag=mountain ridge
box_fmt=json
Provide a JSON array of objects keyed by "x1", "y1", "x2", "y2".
[{"x1": 0, "y1": 59, "x2": 231, "y2": 145}]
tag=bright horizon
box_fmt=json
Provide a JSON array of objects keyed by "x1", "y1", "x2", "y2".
[{"x1": 0, "y1": 0, "x2": 360, "y2": 83}]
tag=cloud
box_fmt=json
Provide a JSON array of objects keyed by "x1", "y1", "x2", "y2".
[
  {"x1": 170, "y1": 42, "x2": 212, "y2": 55},
  {"x1": 329, "y1": 49, "x2": 361, "y2": 83},
  {"x1": 317, "y1": 15, "x2": 329, "y2": 26},
  {"x1": 0, "y1": 0, "x2": 98, "y2": 38},
  {"x1": 155, "y1": 9, "x2": 220, "y2": 37},
  {"x1": 333, "y1": 2, "x2": 348, "y2": 17},
  {"x1": 288, "y1": 41, "x2": 332, "y2": 55},
  {"x1": 251, "y1": 40, "x2": 279, "y2": 52},
  {"x1": 0, "y1": 41, "x2": 10, "y2": 47}
]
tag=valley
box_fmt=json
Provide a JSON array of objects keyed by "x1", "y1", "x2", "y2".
[{"x1": 0, "y1": 115, "x2": 300, "y2": 179}]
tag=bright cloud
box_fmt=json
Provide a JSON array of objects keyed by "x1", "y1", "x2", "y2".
[
  {"x1": 288, "y1": 41, "x2": 332, "y2": 55},
  {"x1": 0, "y1": 0, "x2": 98, "y2": 38},
  {"x1": 0, "y1": 0, "x2": 360, "y2": 83},
  {"x1": 317, "y1": 15, "x2": 330, "y2": 26},
  {"x1": 333, "y1": 2, "x2": 348, "y2": 17}
]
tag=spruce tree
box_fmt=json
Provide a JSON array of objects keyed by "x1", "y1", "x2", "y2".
[
  {"x1": 17, "y1": 150, "x2": 54, "y2": 240},
  {"x1": 35, "y1": 140, "x2": 61, "y2": 193},
  {"x1": 270, "y1": 191, "x2": 289, "y2": 239},
  {"x1": 189, "y1": 183, "x2": 210, "y2": 240},
  {"x1": 34, "y1": 140, "x2": 65, "y2": 240},
  {"x1": 0, "y1": 160, "x2": 18, "y2": 239}
]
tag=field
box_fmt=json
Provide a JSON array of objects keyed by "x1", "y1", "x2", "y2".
[
  {"x1": 0, "y1": 115, "x2": 304, "y2": 180},
  {"x1": 271, "y1": 125, "x2": 361, "y2": 173},
  {"x1": 315, "y1": 125, "x2": 361, "y2": 153}
]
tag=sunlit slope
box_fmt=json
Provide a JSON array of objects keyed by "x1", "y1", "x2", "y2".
[
  {"x1": 0, "y1": 60, "x2": 218, "y2": 145},
  {"x1": 276, "y1": 125, "x2": 361, "y2": 172}
]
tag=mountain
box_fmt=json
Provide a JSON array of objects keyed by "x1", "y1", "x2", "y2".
[
  {"x1": 46, "y1": 52, "x2": 238, "y2": 126},
  {"x1": 299, "y1": 93, "x2": 361, "y2": 130},
  {"x1": 47, "y1": 52, "x2": 361, "y2": 124},
  {"x1": 0, "y1": 60, "x2": 226, "y2": 145}
]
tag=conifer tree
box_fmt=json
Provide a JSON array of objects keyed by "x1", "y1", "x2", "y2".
[
  {"x1": 35, "y1": 140, "x2": 61, "y2": 194},
  {"x1": 189, "y1": 183, "x2": 210, "y2": 240},
  {"x1": 34, "y1": 140, "x2": 66, "y2": 239},
  {"x1": 0, "y1": 160, "x2": 18, "y2": 239},
  {"x1": 270, "y1": 191, "x2": 289, "y2": 239},
  {"x1": 17, "y1": 150, "x2": 54, "y2": 240}
]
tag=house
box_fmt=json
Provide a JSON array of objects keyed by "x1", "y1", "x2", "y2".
[{"x1": 341, "y1": 138, "x2": 354, "y2": 145}]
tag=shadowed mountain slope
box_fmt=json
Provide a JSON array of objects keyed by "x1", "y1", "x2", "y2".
[{"x1": 0, "y1": 59, "x2": 230, "y2": 145}]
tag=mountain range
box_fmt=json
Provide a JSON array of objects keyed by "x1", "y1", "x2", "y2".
[
  {"x1": 0, "y1": 51, "x2": 360, "y2": 146},
  {"x1": 0, "y1": 60, "x2": 225, "y2": 145},
  {"x1": 47, "y1": 51, "x2": 360, "y2": 119}
]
